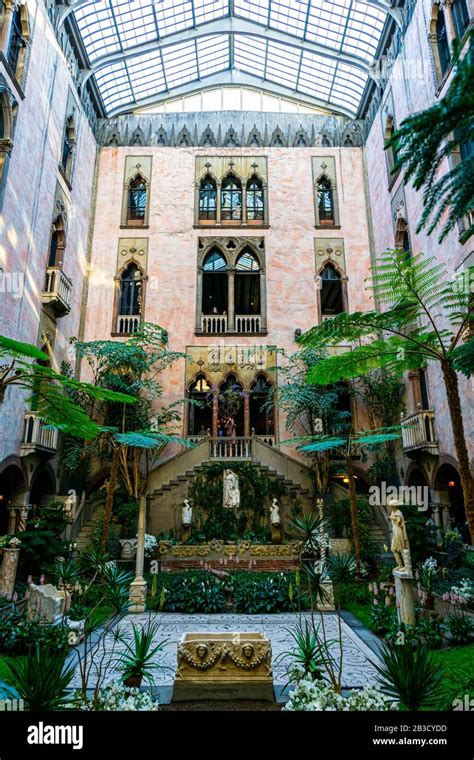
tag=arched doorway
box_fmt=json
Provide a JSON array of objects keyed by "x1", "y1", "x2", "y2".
[
  {"x1": 218, "y1": 374, "x2": 244, "y2": 437},
  {"x1": 187, "y1": 374, "x2": 213, "y2": 436},
  {"x1": 0, "y1": 465, "x2": 25, "y2": 534},
  {"x1": 29, "y1": 470, "x2": 55, "y2": 520},
  {"x1": 435, "y1": 463, "x2": 467, "y2": 538},
  {"x1": 250, "y1": 374, "x2": 275, "y2": 440}
]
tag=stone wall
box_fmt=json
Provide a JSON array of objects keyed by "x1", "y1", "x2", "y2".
[
  {"x1": 364, "y1": 0, "x2": 473, "y2": 489},
  {"x1": 0, "y1": 0, "x2": 97, "y2": 487}
]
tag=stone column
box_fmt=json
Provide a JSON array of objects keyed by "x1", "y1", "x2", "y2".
[
  {"x1": 7, "y1": 506, "x2": 17, "y2": 534},
  {"x1": 441, "y1": 0, "x2": 457, "y2": 51},
  {"x1": 241, "y1": 185, "x2": 247, "y2": 224},
  {"x1": 432, "y1": 504, "x2": 443, "y2": 545},
  {"x1": 216, "y1": 182, "x2": 222, "y2": 223},
  {"x1": 244, "y1": 395, "x2": 250, "y2": 438},
  {"x1": 0, "y1": 546, "x2": 20, "y2": 597},
  {"x1": 212, "y1": 394, "x2": 219, "y2": 437},
  {"x1": 263, "y1": 183, "x2": 269, "y2": 225},
  {"x1": 195, "y1": 266, "x2": 203, "y2": 331},
  {"x1": 227, "y1": 267, "x2": 235, "y2": 331},
  {"x1": 18, "y1": 506, "x2": 29, "y2": 533},
  {"x1": 0, "y1": 1, "x2": 15, "y2": 55},
  {"x1": 260, "y1": 267, "x2": 267, "y2": 331},
  {"x1": 128, "y1": 494, "x2": 147, "y2": 613},
  {"x1": 393, "y1": 569, "x2": 416, "y2": 626}
]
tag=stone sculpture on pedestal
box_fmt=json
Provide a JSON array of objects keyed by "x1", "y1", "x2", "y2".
[
  {"x1": 388, "y1": 496, "x2": 415, "y2": 626},
  {"x1": 269, "y1": 498, "x2": 283, "y2": 544},
  {"x1": 223, "y1": 470, "x2": 240, "y2": 509},
  {"x1": 182, "y1": 498, "x2": 193, "y2": 543}
]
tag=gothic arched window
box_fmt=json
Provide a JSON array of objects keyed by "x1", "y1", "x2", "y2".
[
  {"x1": 199, "y1": 176, "x2": 217, "y2": 221},
  {"x1": 250, "y1": 374, "x2": 274, "y2": 438},
  {"x1": 202, "y1": 250, "x2": 228, "y2": 319},
  {"x1": 61, "y1": 114, "x2": 75, "y2": 181},
  {"x1": 7, "y1": 8, "x2": 23, "y2": 74},
  {"x1": 48, "y1": 216, "x2": 66, "y2": 267},
  {"x1": 321, "y1": 264, "x2": 344, "y2": 316},
  {"x1": 246, "y1": 175, "x2": 264, "y2": 221},
  {"x1": 221, "y1": 174, "x2": 242, "y2": 221},
  {"x1": 436, "y1": 10, "x2": 450, "y2": 76},
  {"x1": 127, "y1": 175, "x2": 147, "y2": 224},
  {"x1": 187, "y1": 374, "x2": 212, "y2": 436},
  {"x1": 453, "y1": 0, "x2": 469, "y2": 38},
  {"x1": 235, "y1": 250, "x2": 260, "y2": 316},
  {"x1": 317, "y1": 176, "x2": 335, "y2": 224},
  {"x1": 116, "y1": 263, "x2": 143, "y2": 334}
]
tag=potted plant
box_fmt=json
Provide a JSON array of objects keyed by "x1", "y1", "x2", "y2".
[
  {"x1": 416, "y1": 557, "x2": 438, "y2": 610},
  {"x1": 117, "y1": 619, "x2": 168, "y2": 688}
]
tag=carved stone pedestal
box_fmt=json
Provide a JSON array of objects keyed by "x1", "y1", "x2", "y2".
[
  {"x1": 181, "y1": 526, "x2": 191, "y2": 544},
  {"x1": 128, "y1": 578, "x2": 147, "y2": 613},
  {"x1": 270, "y1": 524, "x2": 282, "y2": 544},
  {"x1": 27, "y1": 584, "x2": 69, "y2": 624},
  {"x1": 0, "y1": 547, "x2": 20, "y2": 597},
  {"x1": 317, "y1": 581, "x2": 335, "y2": 611},
  {"x1": 393, "y1": 569, "x2": 416, "y2": 626},
  {"x1": 173, "y1": 632, "x2": 274, "y2": 701}
]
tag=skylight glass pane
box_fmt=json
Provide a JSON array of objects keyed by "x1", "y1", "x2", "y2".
[
  {"x1": 305, "y1": 0, "x2": 349, "y2": 50},
  {"x1": 162, "y1": 40, "x2": 198, "y2": 88},
  {"x1": 234, "y1": 0, "x2": 269, "y2": 26},
  {"x1": 154, "y1": 0, "x2": 195, "y2": 36},
  {"x1": 193, "y1": 0, "x2": 230, "y2": 24},
  {"x1": 197, "y1": 35, "x2": 230, "y2": 77},
  {"x1": 74, "y1": 1, "x2": 121, "y2": 60},
  {"x1": 234, "y1": 35, "x2": 266, "y2": 78},
  {"x1": 266, "y1": 41, "x2": 301, "y2": 90},
  {"x1": 126, "y1": 51, "x2": 166, "y2": 100},
  {"x1": 94, "y1": 61, "x2": 133, "y2": 110},
  {"x1": 270, "y1": 0, "x2": 309, "y2": 36},
  {"x1": 110, "y1": 0, "x2": 157, "y2": 50},
  {"x1": 298, "y1": 51, "x2": 336, "y2": 99}
]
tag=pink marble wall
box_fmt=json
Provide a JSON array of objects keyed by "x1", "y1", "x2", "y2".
[
  {"x1": 365, "y1": 0, "x2": 473, "y2": 477},
  {"x1": 0, "y1": 0, "x2": 97, "y2": 470},
  {"x1": 82, "y1": 145, "x2": 375, "y2": 456}
]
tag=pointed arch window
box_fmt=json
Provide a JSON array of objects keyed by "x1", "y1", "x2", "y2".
[
  {"x1": 187, "y1": 374, "x2": 212, "y2": 436},
  {"x1": 221, "y1": 175, "x2": 242, "y2": 221},
  {"x1": 246, "y1": 175, "x2": 264, "y2": 221},
  {"x1": 453, "y1": 0, "x2": 469, "y2": 38},
  {"x1": 7, "y1": 8, "x2": 23, "y2": 74},
  {"x1": 317, "y1": 177, "x2": 335, "y2": 225},
  {"x1": 235, "y1": 250, "x2": 260, "y2": 317},
  {"x1": 250, "y1": 374, "x2": 275, "y2": 439},
  {"x1": 199, "y1": 176, "x2": 217, "y2": 221},
  {"x1": 116, "y1": 263, "x2": 143, "y2": 334},
  {"x1": 321, "y1": 264, "x2": 344, "y2": 317},
  {"x1": 385, "y1": 116, "x2": 399, "y2": 179},
  {"x1": 60, "y1": 115, "x2": 75, "y2": 182},
  {"x1": 127, "y1": 174, "x2": 147, "y2": 224},
  {"x1": 202, "y1": 250, "x2": 228, "y2": 328},
  {"x1": 436, "y1": 10, "x2": 451, "y2": 76},
  {"x1": 48, "y1": 216, "x2": 66, "y2": 268}
]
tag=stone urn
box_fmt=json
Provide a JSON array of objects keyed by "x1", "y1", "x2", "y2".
[{"x1": 119, "y1": 539, "x2": 137, "y2": 560}]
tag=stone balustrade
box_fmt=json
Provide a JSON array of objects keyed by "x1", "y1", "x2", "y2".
[
  {"x1": 21, "y1": 412, "x2": 58, "y2": 455},
  {"x1": 116, "y1": 314, "x2": 141, "y2": 334},
  {"x1": 401, "y1": 408, "x2": 439, "y2": 454},
  {"x1": 42, "y1": 266, "x2": 72, "y2": 314}
]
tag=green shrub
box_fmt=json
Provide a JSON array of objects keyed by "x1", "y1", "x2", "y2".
[
  {"x1": 375, "y1": 642, "x2": 444, "y2": 711},
  {"x1": 233, "y1": 573, "x2": 293, "y2": 614},
  {"x1": 443, "y1": 531, "x2": 467, "y2": 568},
  {"x1": 18, "y1": 502, "x2": 69, "y2": 576},
  {"x1": 334, "y1": 581, "x2": 371, "y2": 607},
  {"x1": 328, "y1": 498, "x2": 378, "y2": 565},
  {"x1": 443, "y1": 615, "x2": 474, "y2": 644}
]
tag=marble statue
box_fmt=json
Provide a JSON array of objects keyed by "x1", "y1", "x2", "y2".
[
  {"x1": 270, "y1": 498, "x2": 281, "y2": 526},
  {"x1": 182, "y1": 498, "x2": 193, "y2": 527},
  {"x1": 388, "y1": 496, "x2": 412, "y2": 574},
  {"x1": 223, "y1": 469, "x2": 240, "y2": 509}
]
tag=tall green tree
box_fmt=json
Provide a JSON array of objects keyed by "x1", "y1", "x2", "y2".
[
  {"x1": 283, "y1": 427, "x2": 401, "y2": 576},
  {"x1": 299, "y1": 249, "x2": 474, "y2": 540},
  {"x1": 387, "y1": 31, "x2": 474, "y2": 243},
  {"x1": 269, "y1": 347, "x2": 352, "y2": 495},
  {"x1": 0, "y1": 334, "x2": 134, "y2": 438}
]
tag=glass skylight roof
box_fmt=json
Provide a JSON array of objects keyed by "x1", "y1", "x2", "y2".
[{"x1": 73, "y1": 0, "x2": 388, "y2": 116}]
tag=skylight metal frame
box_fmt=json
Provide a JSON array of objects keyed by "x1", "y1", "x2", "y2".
[{"x1": 67, "y1": 0, "x2": 393, "y2": 117}]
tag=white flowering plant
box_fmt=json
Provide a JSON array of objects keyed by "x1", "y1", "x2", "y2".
[
  {"x1": 283, "y1": 675, "x2": 398, "y2": 711},
  {"x1": 445, "y1": 578, "x2": 474, "y2": 607},
  {"x1": 134, "y1": 534, "x2": 157, "y2": 558},
  {"x1": 417, "y1": 557, "x2": 438, "y2": 595},
  {"x1": 69, "y1": 680, "x2": 159, "y2": 711}
]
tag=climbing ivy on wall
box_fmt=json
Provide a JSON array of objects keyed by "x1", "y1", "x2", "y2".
[{"x1": 188, "y1": 462, "x2": 287, "y2": 543}]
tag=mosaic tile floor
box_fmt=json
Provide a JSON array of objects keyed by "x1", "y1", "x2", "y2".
[{"x1": 70, "y1": 612, "x2": 380, "y2": 698}]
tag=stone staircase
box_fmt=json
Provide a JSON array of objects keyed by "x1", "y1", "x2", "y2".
[{"x1": 75, "y1": 517, "x2": 99, "y2": 551}]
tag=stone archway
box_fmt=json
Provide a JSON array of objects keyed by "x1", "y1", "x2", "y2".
[
  {"x1": 434, "y1": 461, "x2": 467, "y2": 538},
  {"x1": 28, "y1": 468, "x2": 56, "y2": 520},
  {"x1": 0, "y1": 461, "x2": 27, "y2": 534}
]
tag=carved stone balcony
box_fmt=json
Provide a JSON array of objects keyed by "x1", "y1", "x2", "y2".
[
  {"x1": 42, "y1": 267, "x2": 72, "y2": 315},
  {"x1": 116, "y1": 314, "x2": 141, "y2": 335},
  {"x1": 21, "y1": 412, "x2": 58, "y2": 456},
  {"x1": 200, "y1": 314, "x2": 263, "y2": 335},
  {"x1": 401, "y1": 408, "x2": 439, "y2": 456}
]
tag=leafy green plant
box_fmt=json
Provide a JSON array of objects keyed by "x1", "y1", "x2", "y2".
[
  {"x1": 117, "y1": 618, "x2": 169, "y2": 686},
  {"x1": 233, "y1": 573, "x2": 293, "y2": 614},
  {"x1": 327, "y1": 553, "x2": 357, "y2": 585},
  {"x1": 443, "y1": 531, "x2": 467, "y2": 568},
  {"x1": 333, "y1": 580, "x2": 371, "y2": 607},
  {"x1": 278, "y1": 619, "x2": 329, "y2": 684},
  {"x1": 289, "y1": 511, "x2": 329, "y2": 557},
  {"x1": 443, "y1": 615, "x2": 474, "y2": 644},
  {"x1": 375, "y1": 642, "x2": 444, "y2": 711},
  {"x1": 4, "y1": 646, "x2": 76, "y2": 711},
  {"x1": 18, "y1": 502, "x2": 69, "y2": 575},
  {"x1": 328, "y1": 497, "x2": 379, "y2": 566}
]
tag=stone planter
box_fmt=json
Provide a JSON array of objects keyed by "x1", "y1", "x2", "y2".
[
  {"x1": 119, "y1": 539, "x2": 137, "y2": 560},
  {"x1": 123, "y1": 674, "x2": 142, "y2": 689}
]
